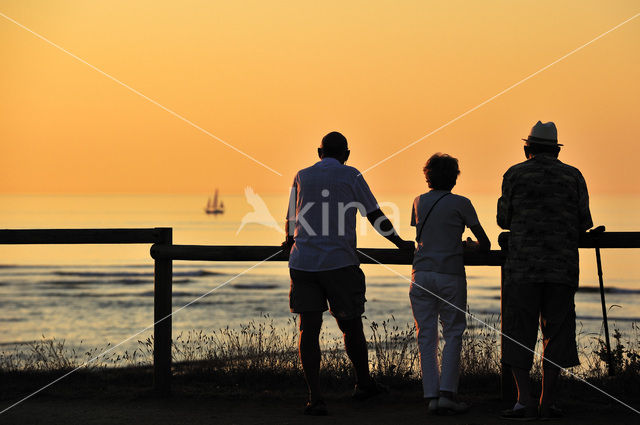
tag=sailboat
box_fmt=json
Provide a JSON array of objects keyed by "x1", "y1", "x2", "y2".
[{"x1": 204, "y1": 189, "x2": 225, "y2": 215}]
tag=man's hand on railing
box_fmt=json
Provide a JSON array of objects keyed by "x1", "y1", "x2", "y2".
[
  {"x1": 462, "y1": 237, "x2": 480, "y2": 250},
  {"x1": 498, "y1": 232, "x2": 509, "y2": 250},
  {"x1": 281, "y1": 236, "x2": 294, "y2": 252},
  {"x1": 395, "y1": 239, "x2": 416, "y2": 251}
]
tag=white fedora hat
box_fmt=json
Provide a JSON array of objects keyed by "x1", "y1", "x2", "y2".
[{"x1": 522, "y1": 121, "x2": 563, "y2": 146}]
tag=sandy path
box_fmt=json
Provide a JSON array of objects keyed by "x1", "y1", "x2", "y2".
[{"x1": 1, "y1": 390, "x2": 636, "y2": 425}]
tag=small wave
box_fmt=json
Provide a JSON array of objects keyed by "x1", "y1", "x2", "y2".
[
  {"x1": 178, "y1": 299, "x2": 238, "y2": 307},
  {"x1": 34, "y1": 291, "x2": 148, "y2": 298},
  {"x1": 474, "y1": 295, "x2": 501, "y2": 300},
  {"x1": 368, "y1": 282, "x2": 404, "y2": 288},
  {"x1": 50, "y1": 269, "x2": 222, "y2": 278},
  {"x1": 0, "y1": 264, "x2": 150, "y2": 270},
  {"x1": 464, "y1": 312, "x2": 640, "y2": 323},
  {"x1": 41, "y1": 278, "x2": 193, "y2": 286},
  {"x1": 53, "y1": 271, "x2": 154, "y2": 278},
  {"x1": 139, "y1": 290, "x2": 205, "y2": 297},
  {"x1": 576, "y1": 315, "x2": 640, "y2": 322},
  {"x1": 96, "y1": 300, "x2": 153, "y2": 309},
  {"x1": 472, "y1": 285, "x2": 501, "y2": 291},
  {"x1": 0, "y1": 317, "x2": 26, "y2": 322},
  {"x1": 470, "y1": 285, "x2": 640, "y2": 294},
  {"x1": 172, "y1": 290, "x2": 222, "y2": 297},
  {"x1": 232, "y1": 284, "x2": 279, "y2": 290},
  {"x1": 578, "y1": 286, "x2": 640, "y2": 295},
  {"x1": 195, "y1": 270, "x2": 225, "y2": 276},
  {"x1": 43, "y1": 279, "x2": 150, "y2": 286}
]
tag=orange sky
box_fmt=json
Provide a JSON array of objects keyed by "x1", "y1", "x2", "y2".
[{"x1": 1, "y1": 0, "x2": 639, "y2": 195}]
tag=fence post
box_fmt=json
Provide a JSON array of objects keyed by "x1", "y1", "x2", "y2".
[
  {"x1": 500, "y1": 263, "x2": 516, "y2": 402},
  {"x1": 153, "y1": 227, "x2": 173, "y2": 395},
  {"x1": 498, "y1": 232, "x2": 516, "y2": 403}
]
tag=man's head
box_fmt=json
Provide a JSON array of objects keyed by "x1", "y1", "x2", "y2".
[
  {"x1": 423, "y1": 153, "x2": 460, "y2": 191},
  {"x1": 318, "y1": 131, "x2": 350, "y2": 163},
  {"x1": 522, "y1": 121, "x2": 562, "y2": 159}
]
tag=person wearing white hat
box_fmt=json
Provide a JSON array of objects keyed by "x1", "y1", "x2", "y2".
[{"x1": 497, "y1": 121, "x2": 593, "y2": 420}]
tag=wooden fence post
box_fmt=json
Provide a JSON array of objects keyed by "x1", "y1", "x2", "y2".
[
  {"x1": 500, "y1": 263, "x2": 516, "y2": 402},
  {"x1": 153, "y1": 227, "x2": 173, "y2": 395},
  {"x1": 497, "y1": 232, "x2": 516, "y2": 403}
]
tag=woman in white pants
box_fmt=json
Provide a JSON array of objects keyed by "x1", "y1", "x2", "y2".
[{"x1": 410, "y1": 153, "x2": 490, "y2": 414}]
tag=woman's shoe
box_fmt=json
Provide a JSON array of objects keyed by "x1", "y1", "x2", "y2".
[
  {"x1": 426, "y1": 398, "x2": 438, "y2": 414},
  {"x1": 436, "y1": 396, "x2": 469, "y2": 415},
  {"x1": 539, "y1": 404, "x2": 563, "y2": 421}
]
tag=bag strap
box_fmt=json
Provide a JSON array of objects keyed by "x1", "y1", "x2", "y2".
[{"x1": 416, "y1": 192, "x2": 451, "y2": 242}]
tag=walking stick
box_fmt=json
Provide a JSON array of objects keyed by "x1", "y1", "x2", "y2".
[{"x1": 590, "y1": 225, "x2": 614, "y2": 376}]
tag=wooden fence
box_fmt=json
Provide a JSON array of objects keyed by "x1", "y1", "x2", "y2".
[
  {"x1": 0, "y1": 228, "x2": 172, "y2": 394},
  {"x1": 1, "y1": 228, "x2": 638, "y2": 400}
]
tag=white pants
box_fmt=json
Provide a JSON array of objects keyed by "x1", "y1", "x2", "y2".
[{"x1": 409, "y1": 270, "x2": 467, "y2": 398}]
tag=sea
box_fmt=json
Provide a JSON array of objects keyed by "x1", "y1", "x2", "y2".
[{"x1": 0, "y1": 193, "x2": 638, "y2": 360}]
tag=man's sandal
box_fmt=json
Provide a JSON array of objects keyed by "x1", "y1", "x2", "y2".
[
  {"x1": 352, "y1": 380, "x2": 389, "y2": 401},
  {"x1": 539, "y1": 405, "x2": 563, "y2": 421},
  {"x1": 500, "y1": 405, "x2": 538, "y2": 421},
  {"x1": 304, "y1": 399, "x2": 328, "y2": 416}
]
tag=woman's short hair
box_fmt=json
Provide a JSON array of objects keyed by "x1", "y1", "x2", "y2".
[{"x1": 423, "y1": 153, "x2": 460, "y2": 190}]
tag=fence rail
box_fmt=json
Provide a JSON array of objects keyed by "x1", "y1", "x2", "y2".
[
  {"x1": 1, "y1": 228, "x2": 639, "y2": 400},
  {"x1": 149, "y1": 244, "x2": 506, "y2": 265},
  {"x1": 0, "y1": 228, "x2": 162, "y2": 244},
  {"x1": 0, "y1": 227, "x2": 173, "y2": 395}
]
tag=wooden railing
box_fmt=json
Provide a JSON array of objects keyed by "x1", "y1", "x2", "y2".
[
  {"x1": 1, "y1": 228, "x2": 639, "y2": 400},
  {"x1": 0, "y1": 228, "x2": 173, "y2": 395}
]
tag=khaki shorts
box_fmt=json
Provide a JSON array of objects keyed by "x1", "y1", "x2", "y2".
[
  {"x1": 502, "y1": 282, "x2": 579, "y2": 370},
  {"x1": 289, "y1": 265, "x2": 366, "y2": 320}
]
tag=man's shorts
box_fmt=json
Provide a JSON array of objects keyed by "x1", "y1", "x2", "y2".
[
  {"x1": 289, "y1": 265, "x2": 366, "y2": 320},
  {"x1": 502, "y1": 282, "x2": 580, "y2": 370}
]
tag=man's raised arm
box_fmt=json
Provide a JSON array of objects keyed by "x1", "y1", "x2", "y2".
[{"x1": 366, "y1": 209, "x2": 415, "y2": 250}]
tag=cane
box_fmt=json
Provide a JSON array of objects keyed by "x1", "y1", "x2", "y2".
[{"x1": 590, "y1": 225, "x2": 614, "y2": 376}]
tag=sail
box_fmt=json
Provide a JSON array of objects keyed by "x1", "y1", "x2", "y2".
[
  {"x1": 213, "y1": 189, "x2": 219, "y2": 209},
  {"x1": 205, "y1": 189, "x2": 224, "y2": 214}
]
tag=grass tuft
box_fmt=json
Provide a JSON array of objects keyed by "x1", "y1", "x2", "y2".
[{"x1": 1, "y1": 314, "x2": 638, "y2": 395}]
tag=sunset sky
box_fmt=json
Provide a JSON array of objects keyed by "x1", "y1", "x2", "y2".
[{"x1": 1, "y1": 0, "x2": 638, "y2": 195}]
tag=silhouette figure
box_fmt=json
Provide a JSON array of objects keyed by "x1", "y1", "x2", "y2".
[
  {"x1": 498, "y1": 121, "x2": 593, "y2": 420},
  {"x1": 284, "y1": 131, "x2": 414, "y2": 416},
  {"x1": 236, "y1": 186, "x2": 281, "y2": 235},
  {"x1": 410, "y1": 153, "x2": 490, "y2": 415}
]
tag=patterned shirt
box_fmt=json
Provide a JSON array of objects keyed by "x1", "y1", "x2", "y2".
[{"x1": 497, "y1": 154, "x2": 593, "y2": 287}]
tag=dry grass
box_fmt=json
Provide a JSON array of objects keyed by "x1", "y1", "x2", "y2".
[{"x1": 1, "y1": 314, "x2": 638, "y2": 393}]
